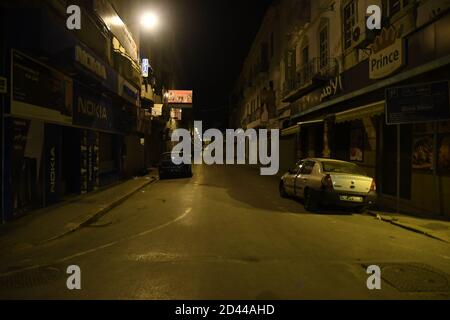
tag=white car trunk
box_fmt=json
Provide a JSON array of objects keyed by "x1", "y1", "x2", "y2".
[{"x1": 329, "y1": 174, "x2": 373, "y2": 193}]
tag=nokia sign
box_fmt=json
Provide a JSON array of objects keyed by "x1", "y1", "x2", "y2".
[
  {"x1": 73, "y1": 83, "x2": 114, "y2": 131},
  {"x1": 77, "y1": 96, "x2": 109, "y2": 121},
  {"x1": 44, "y1": 124, "x2": 61, "y2": 206}
]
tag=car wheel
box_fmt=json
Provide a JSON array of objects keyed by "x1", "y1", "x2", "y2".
[
  {"x1": 304, "y1": 189, "x2": 319, "y2": 212},
  {"x1": 279, "y1": 181, "x2": 288, "y2": 198}
]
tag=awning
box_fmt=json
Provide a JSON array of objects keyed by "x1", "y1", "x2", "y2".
[
  {"x1": 297, "y1": 119, "x2": 324, "y2": 128},
  {"x1": 281, "y1": 124, "x2": 299, "y2": 137},
  {"x1": 335, "y1": 101, "x2": 385, "y2": 123}
]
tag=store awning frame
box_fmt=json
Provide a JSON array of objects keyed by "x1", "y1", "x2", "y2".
[
  {"x1": 334, "y1": 101, "x2": 385, "y2": 123},
  {"x1": 281, "y1": 124, "x2": 299, "y2": 137},
  {"x1": 297, "y1": 119, "x2": 324, "y2": 128},
  {"x1": 281, "y1": 118, "x2": 324, "y2": 136}
]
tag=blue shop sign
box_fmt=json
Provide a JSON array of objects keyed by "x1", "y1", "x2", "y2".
[
  {"x1": 73, "y1": 83, "x2": 116, "y2": 132},
  {"x1": 73, "y1": 43, "x2": 118, "y2": 93}
]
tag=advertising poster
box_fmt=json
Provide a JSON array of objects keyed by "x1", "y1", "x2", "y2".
[
  {"x1": 80, "y1": 130, "x2": 100, "y2": 194},
  {"x1": 12, "y1": 50, "x2": 73, "y2": 121},
  {"x1": 11, "y1": 118, "x2": 32, "y2": 217},
  {"x1": 152, "y1": 104, "x2": 163, "y2": 117},
  {"x1": 167, "y1": 90, "x2": 193, "y2": 104},
  {"x1": 438, "y1": 134, "x2": 450, "y2": 172},
  {"x1": 44, "y1": 124, "x2": 61, "y2": 206},
  {"x1": 350, "y1": 128, "x2": 364, "y2": 162},
  {"x1": 73, "y1": 83, "x2": 115, "y2": 132},
  {"x1": 412, "y1": 135, "x2": 433, "y2": 170}
]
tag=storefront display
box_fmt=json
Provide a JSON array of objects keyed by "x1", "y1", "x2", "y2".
[
  {"x1": 412, "y1": 135, "x2": 433, "y2": 170},
  {"x1": 350, "y1": 127, "x2": 364, "y2": 162}
]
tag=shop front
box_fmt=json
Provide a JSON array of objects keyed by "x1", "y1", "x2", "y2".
[
  {"x1": 5, "y1": 50, "x2": 74, "y2": 220},
  {"x1": 288, "y1": 15, "x2": 450, "y2": 217}
]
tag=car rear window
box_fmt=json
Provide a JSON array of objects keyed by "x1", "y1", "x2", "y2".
[{"x1": 322, "y1": 161, "x2": 366, "y2": 175}]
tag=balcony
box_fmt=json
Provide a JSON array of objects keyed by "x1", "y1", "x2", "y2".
[
  {"x1": 69, "y1": 1, "x2": 112, "y2": 66},
  {"x1": 283, "y1": 57, "x2": 339, "y2": 102},
  {"x1": 113, "y1": 51, "x2": 141, "y2": 88},
  {"x1": 141, "y1": 83, "x2": 154, "y2": 102},
  {"x1": 257, "y1": 60, "x2": 270, "y2": 78}
]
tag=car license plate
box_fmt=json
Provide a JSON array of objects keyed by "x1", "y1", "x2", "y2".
[{"x1": 340, "y1": 195, "x2": 363, "y2": 203}]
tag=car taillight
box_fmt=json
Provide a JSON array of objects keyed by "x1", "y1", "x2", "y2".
[
  {"x1": 322, "y1": 174, "x2": 334, "y2": 191},
  {"x1": 370, "y1": 179, "x2": 376, "y2": 192}
]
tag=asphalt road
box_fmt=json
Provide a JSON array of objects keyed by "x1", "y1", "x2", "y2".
[{"x1": 1, "y1": 165, "x2": 450, "y2": 299}]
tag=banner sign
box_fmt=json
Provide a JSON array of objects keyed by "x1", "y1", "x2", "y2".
[
  {"x1": 386, "y1": 81, "x2": 450, "y2": 124},
  {"x1": 44, "y1": 124, "x2": 61, "y2": 206},
  {"x1": 73, "y1": 83, "x2": 116, "y2": 131},
  {"x1": 12, "y1": 50, "x2": 72, "y2": 119},
  {"x1": 142, "y1": 59, "x2": 150, "y2": 78},
  {"x1": 80, "y1": 130, "x2": 100, "y2": 194},
  {"x1": 152, "y1": 104, "x2": 163, "y2": 117},
  {"x1": 73, "y1": 44, "x2": 118, "y2": 93},
  {"x1": 118, "y1": 75, "x2": 140, "y2": 107},
  {"x1": 171, "y1": 108, "x2": 182, "y2": 121},
  {"x1": 167, "y1": 90, "x2": 193, "y2": 104},
  {"x1": 369, "y1": 27, "x2": 405, "y2": 80}
]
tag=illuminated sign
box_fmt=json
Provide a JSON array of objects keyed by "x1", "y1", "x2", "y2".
[
  {"x1": 369, "y1": 27, "x2": 404, "y2": 80},
  {"x1": 152, "y1": 104, "x2": 163, "y2": 117},
  {"x1": 168, "y1": 90, "x2": 193, "y2": 104},
  {"x1": 142, "y1": 59, "x2": 149, "y2": 78},
  {"x1": 171, "y1": 108, "x2": 182, "y2": 121}
]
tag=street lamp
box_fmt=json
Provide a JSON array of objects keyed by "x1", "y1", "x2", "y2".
[{"x1": 140, "y1": 12, "x2": 159, "y2": 31}]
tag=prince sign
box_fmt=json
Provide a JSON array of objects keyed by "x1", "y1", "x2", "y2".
[{"x1": 369, "y1": 27, "x2": 404, "y2": 80}]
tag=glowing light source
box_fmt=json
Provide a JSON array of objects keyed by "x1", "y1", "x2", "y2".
[{"x1": 140, "y1": 12, "x2": 159, "y2": 30}]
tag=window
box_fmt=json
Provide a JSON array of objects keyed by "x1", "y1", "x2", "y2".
[
  {"x1": 300, "y1": 161, "x2": 316, "y2": 175},
  {"x1": 322, "y1": 161, "x2": 367, "y2": 175},
  {"x1": 302, "y1": 45, "x2": 309, "y2": 67},
  {"x1": 319, "y1": 23, "x2": 329, "y2": 69},
  {"x1": 270, "y1": 32, "x2": 274, "y2": 58},
  {"x1": 292, "y1": 161, "x2": 304, "y2": 174},
  {"x1": 384, "y1": 0, "x2": 411, "y2": 17},
  {"x1": 389, "y1": 0, "x2": 401, "y2": 16},
  {"x1": 285, "y1": 49, "x2": 297, "y2": 87},
  {"x1": 343, "y1": 0, "x2": 357, "y2": 50}
]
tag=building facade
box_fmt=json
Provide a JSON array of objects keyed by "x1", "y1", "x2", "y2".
[
  {"x1": 0, "y1": 0, "x2": 157, "y2": 222},
  {"x1": 230, "y1": 0, "x2": 450, "y2": 217}
]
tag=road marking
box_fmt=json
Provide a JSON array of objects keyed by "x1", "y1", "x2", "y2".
[
  {"x1": 59, "y1": 208, "x2": 192, "y2": 263},
  {"x1": 0, "y1": 208, "x2": 192, "y2": 277}
]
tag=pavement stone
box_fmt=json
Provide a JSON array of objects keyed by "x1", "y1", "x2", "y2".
[
  {"x1": 367, "y1": 210, "x2": 450, "y2": 243},
  {"x1": 0, "y1": 169, "x2": 158, "y2": 255}
]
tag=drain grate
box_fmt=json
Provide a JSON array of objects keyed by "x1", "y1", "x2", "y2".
[
  {"x1": 0, "y1": 265, "x2": 63, "y2": 289},
  {"x1": 363, "y1": 263, "x2": 450, "y2": 292}
]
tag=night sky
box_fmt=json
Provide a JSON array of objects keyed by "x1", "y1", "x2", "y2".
[{"x1": 167, "y1": 0, "x2": 273, "y2": 128}]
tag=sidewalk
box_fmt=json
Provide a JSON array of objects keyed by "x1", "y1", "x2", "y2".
[
  {"x1": 0, "y1": 169, "x2": 158, "y2": 255},
  {"x1": 367, "y1": 210, "x2": 450, "y2": 243}
]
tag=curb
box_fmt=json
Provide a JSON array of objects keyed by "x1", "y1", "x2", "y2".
[
  {"x1": 367, "y1": 210, "x2": 449, "y2": 243},
  {"x1": 39, "y1": 177, "x2": 158, "y2": 244}
]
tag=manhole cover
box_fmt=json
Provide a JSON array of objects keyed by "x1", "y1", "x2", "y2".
[
  {"x1": 363, "y1": 263, "x2": 450, "y2": 292},
  {"x1": 0, "y1": 265, "x2": 63, "y2": 289}
]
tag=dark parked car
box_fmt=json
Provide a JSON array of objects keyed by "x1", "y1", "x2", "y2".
[{"x1": 158, "y1": 152, "x2": 193, "y2": 179}]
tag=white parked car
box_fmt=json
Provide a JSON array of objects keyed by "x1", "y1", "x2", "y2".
[{"x1": 279, "y1": 158, "x2": 377, "y2": 212}]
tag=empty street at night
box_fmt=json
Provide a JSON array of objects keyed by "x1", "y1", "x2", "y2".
[
  {"x1": 0, "y1": 164, "x2": 449, "y2": 300},
  {"x1": 2, "y1": 0, "x2": 450, "y2": 309}
]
